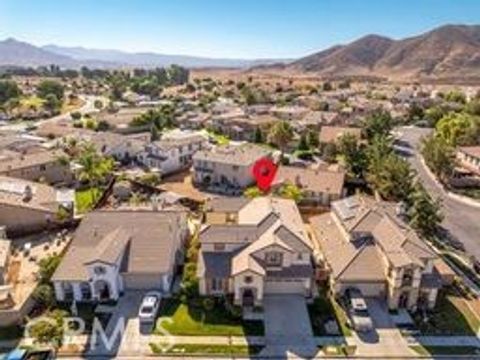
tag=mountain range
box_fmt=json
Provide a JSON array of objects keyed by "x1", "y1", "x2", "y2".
[
  {"x1": 0, "y1": 38, "x2": 287, "y2": 69},
  {"x1": 261, "y1": 24, "x2": 480, "y2": 80},
  {"x1": 1, "y1": 24, "x2": 479, "y2": 79}
]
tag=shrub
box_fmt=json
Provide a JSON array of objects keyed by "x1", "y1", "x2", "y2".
[{"x1": 202, "y1": 298, "x2": 215, "y2": 311}]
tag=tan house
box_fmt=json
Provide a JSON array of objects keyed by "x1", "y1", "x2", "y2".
[
  {"x1": 197, "y1": 197, "x2": 314, "y2": 307},
  {"x1": 52, "y1": 210, "x2": 188, "y2": 302},
  {"x1": 193, "y1": 144, "x2": 274, "y2": 195},
  {"x1": 310, "y1": 195, "x2": 442, "y2": 311},
  {"x1": 456, "y1": 146, "x2": 480, "y2": 176},
  {"x1": 0, "y1": 176, "x2": 74, "y2": 235},
  {"x1": 319, "y1": 126, "x2": 362, "y2": 144},
  {"x1": 0, "y1": 149, "x2": 73, "y2": 185},
  {"x1": 274, "y1": 166, "x2": 346, "y2": 206}
]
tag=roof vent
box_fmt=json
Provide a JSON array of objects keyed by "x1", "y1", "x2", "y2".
[{"x1": 22, "y1": 185, "x2": 32, "y2": 202}]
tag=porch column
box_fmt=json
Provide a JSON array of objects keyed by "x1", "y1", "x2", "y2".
[
  {"x1": 72, "y1": 282, "x2": 83, "y2": 301},
  {"x1": 53, "y1": 281, "x2": 65, "y2": 301}
]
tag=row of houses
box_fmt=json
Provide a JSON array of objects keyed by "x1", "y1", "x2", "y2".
[{"x1": 51, "y1": 194, "x2": 448, "y2": 312}]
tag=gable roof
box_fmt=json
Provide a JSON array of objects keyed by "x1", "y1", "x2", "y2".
[{"x1": 52, "y1": 210, "x2": 186, "y2": 281}]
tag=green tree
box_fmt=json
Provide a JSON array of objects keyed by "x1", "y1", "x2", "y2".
[
  {"x1": 94, "y1": 99, "x2": 104, "y2": 110},
  {"x1": 337, "y1": 133, "x2": 367, "y2": 179},
  {"x1": 420, "y1": 135, "x2": 455, "y2": 183},
  {"x1": 37, "y1": 80, "x2": 64, "y2": 100},
  {"x1": 435, "y1": 112, "x2": 480, "y2": 147},
  {"x1": 408, "y1": 182, "x2": 443, "y2": 238},
  {"x1": 29, "y1": 309, "x2": 67, "y2": 348},
  {"x1": 362, "y1": 110, "x2": 393, "y2": 141},
  {"x1": 444, "y1": 90, "x2": 466, "y2": 104},
  {"x1": 32, "y1": 284, "x2": 56, "y2": 309},
  {"x1": 244, "y1": 186, "x2": 263, "y2": 198},
  {"x1": 253, "y1": 127, "x2": 264, "y2": 143},
  {"x1": 297, "y1": 133, "x2": 309, "y2": 151},
  {"x1": 425, "y1": 106, "x2": 447, "y2": 127},
  {"x1": 150, "y1": 124, "x2": 160, "y2": 141},
  {"x1": 277, "y1": 183, "x2": 303, "y2": 202},
  {"x1": 0, "y1": 80, "x2": 21, "y2": 104},
  {"x1": 306, "y1": 130, "x2": 319, "y2": 148},
  {"x1": 267, "y1": 121, "x2": 294, "y2": 154},
  {"x1": 38, "y1": 254, "x2": 61, "y2": 283},
  {"x1": 77, "y1": 144, "x2": 114, "y2": 201},
  {"x1": 43, "y1": 94, "x2": 62, "y2": 113}
]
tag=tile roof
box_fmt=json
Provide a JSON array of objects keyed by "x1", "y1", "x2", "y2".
[
  {"x1": 319, "y1": 126, "x2": 362, "y2": 143},
  {"x1": 275, "y1": 166, "x2": 345, "y2": 196},
  {"x1": 193, "y1": 143, "x2": 271, "y2": 166}
]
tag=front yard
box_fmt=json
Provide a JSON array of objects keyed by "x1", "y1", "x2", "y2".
[
  {"x1": 308, "y1": 289, "x2": 352, "y2": 337},
  {"x1": 412, "y1": 287, "x2": 480, "y2": 335},
  {"x1": 149, "y1": 343, "x2": 264, "y2": 356},
  {"x1": 154, "y1": 297, "x2": 264, "y2": 336}
]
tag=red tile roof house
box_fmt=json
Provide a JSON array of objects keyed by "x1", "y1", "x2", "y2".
[
  {"x1": 51, "y1": 210, "x2": 188, "y2": 302},
  {"x1": 197, "y1": 197, "x2": 315, "y2": 307}
]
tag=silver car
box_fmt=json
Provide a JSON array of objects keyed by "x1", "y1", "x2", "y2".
[
  {"x1": 138, "y1": 291, "x2": 162, "y2": 324},
  {"x1": 346, "y1": 289, "x2": 373, "y2": 332}
]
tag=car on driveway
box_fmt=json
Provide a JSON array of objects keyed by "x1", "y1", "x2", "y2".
[
  {"x1": 138, "y1": 291, "x2": 162, "y2": 324},
  {"x1": 346, "y1": 289, "x2": 373, "y2": 332}
]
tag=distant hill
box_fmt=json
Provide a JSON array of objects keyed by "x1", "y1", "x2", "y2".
[
  {"x1": 0, "y1": 38, "x2": 288, "y2": 69},
  {"x1": 257, "y1": 24, "x2": 480, "y2": 80}
]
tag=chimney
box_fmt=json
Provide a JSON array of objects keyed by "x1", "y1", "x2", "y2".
[{"x1": 23, "y1": 185, "x2": 33, "y2": 202}]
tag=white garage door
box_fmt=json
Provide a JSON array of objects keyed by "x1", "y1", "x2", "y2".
[
  {"x1": 340, "y1": 282, "x2": 386, "y2": 297},
  {"x1": 265, "y1": 278, "x2": 305, "y2": 294},
  {"x1": 123, "y1": 273, "x2": 164, "y2": 291}
]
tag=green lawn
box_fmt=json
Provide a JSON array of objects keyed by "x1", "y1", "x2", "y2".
[
  {"x1": 155, "y1": 298, "x2": 264, "y2": 336},
  {"x1": 206, "y1": 130, "x2": 230, "y2": 145},
  {"x1": 75, "y1": 187, "x2": 101, "y2": 214},
  {"x1": 149, "y1": 343, "x2": 263, "y2": 356},
  {"x1": 411, "y1": 345, "x2": 480, "y2": 356},
  {"x1": 308, "y1": 290, "x2": 352, "y2": 337},
  {"x1": 413, "y1": 288, "x2": 480, "y2": 335}
]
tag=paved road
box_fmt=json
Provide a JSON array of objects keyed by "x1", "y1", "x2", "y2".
[
  {"x1": 396, "y1": 126, "x2": 480, "y2": 260},
  {"x1": 0, "y1": 94, "x2": 101, "y2": 132}
]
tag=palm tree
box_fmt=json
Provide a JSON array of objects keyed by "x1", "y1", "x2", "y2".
[{"x1": 267, "y1": 121, "x2": 294, "y2": 154}]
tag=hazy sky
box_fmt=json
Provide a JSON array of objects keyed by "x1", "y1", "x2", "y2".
[{"x1": 1, "y1": 0, "x2": 479, "y2": 59}]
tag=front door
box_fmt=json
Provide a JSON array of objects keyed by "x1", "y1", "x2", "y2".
[{"x1": 242, "y1": 288, "x2": 255, "y2": 307}]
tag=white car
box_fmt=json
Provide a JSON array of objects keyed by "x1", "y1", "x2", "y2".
[
  {"x1": 346, "y1": 289, "x2": 373, "y2": 332},
  {"x1": 138, "y1": 291, "x2": 162, "y2": 323}
]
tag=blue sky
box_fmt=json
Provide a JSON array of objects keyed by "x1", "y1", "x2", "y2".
[{"x1": 1, "y1": 0, "x2": 479, "y2": 59}]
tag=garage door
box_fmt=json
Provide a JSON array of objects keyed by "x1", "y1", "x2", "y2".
[
  {"x1": 340, "y1": 282, "x2": 386, "y2": 297},
  {"x1": 264, "y1": 278, "x2": 305, "y2": 294},
  {"x1": 123, "y1": 273, "x2": 164, "y2": 291}
]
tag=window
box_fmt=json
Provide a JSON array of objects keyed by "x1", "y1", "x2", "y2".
[
  {"x1": 401, "y1": 269, "x2": 414, "y2": 287},
  {"x1": 244, "y1": 276, "x2": 253, "y2": 284},
  {"x1": 297, "y1": 253, "x2": 303, "y2": 260},
  {"x1": 214, "y1": 243, "x2": 225, "y2": 251},
  {"x1": 94, "y1": 266, "x2": 106, "y2": 275},
  {"x1": 211, "y1": 278, "x2": 224, "y2": 291},
  {"x1": 265, "y1": 252, "x2": 283, "y2": 266},
  {"x1": 40, "y1": 164, "x2": 46, "y2": 171}
]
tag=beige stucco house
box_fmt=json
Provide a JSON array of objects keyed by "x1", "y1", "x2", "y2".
[
  {"x1": 0, "y1": 176, "x2": 74, "y2": 235},
  {"x1": 310, "y1": 195, "x2": 442, "y2": 311},
  {"x1": 192, "y1": 144, "x2": 274, "y2": 195},
  {"x1": 197, "y1": 197, "x2": 314, "y2": 307},
  {"x1": 52, "y1": 210, "x2": 188, "y2": 302}
]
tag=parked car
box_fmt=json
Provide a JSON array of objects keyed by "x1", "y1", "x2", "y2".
[
  {"x1": 138, "y1": 291, "x2": 162, "y2": 323},
  {"x1": 345, "y1": 288, "x2": 373, "y2": 332},
  {"x1": 3, "y1": 348, "x2": 54, "y2": 360}
]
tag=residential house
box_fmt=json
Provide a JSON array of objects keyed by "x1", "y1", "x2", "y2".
[
  {"x1": 294, "y1": 111, "x2": 340, "y2": 133},
  {"x1": 274, "y1": 166, "x2": 345, "y2": 206},
  {"x1": 310, "y1": 195, "x2": 442, "y2": 311},
  {"x1": 192, "y1": 144, "x2": 273, "y2": 194},
  {"x1": 319, "y1": 126, "x2": 362, "y2": 144},
  {"x1": 269, "y1": 106, "x2": 309, "y2": 121},
  {"x1": 52, "y1": 210, "x2": 188, "y2": 302},
  {"x1": 138, "y1": 131, "x2": 208, "y2": 176},
  {"x1": 456, "y1": 146, "x2": 480, "y2": 176},
  {"x1": 0, "y1": 149, "x2": 73, "y2": 185},
  {"x1": 85, "y1": 132, "x2": 149, "y2": 163},
  {"x1": 197, "y1": 197, "x2": 314, "y2": 306},
  {"x1": 0, "y1": 176, "x2": 74, "y2": 235}
]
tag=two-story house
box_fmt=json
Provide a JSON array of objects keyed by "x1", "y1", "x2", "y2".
[
  {"x1": 192, "y1": 144, "x2": 274, "y2": 194},
  {"x1": 138, "y1": 132, "x2": 207, "y2": 176},
  {"x1": 52, "y1": 210, "x2": 188, "y2": 302},
  {"x1": 310, "y1": 195, "x2": 442, "y2": 311},
  {"x1": 197, "y1": 197, "x2": 314, "y2": 307}
]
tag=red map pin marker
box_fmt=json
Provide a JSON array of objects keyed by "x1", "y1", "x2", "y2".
[{"x1": 252, "y1": 157, "x2": 278, "y2": 192}]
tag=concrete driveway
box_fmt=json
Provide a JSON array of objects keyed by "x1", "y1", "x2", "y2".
[
  {"x1": 352, "y1": 298, "x2": 415, "y2": 357},
  {"x1": 261, "y1": 295, "x2": 318, "y2": 358}
]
